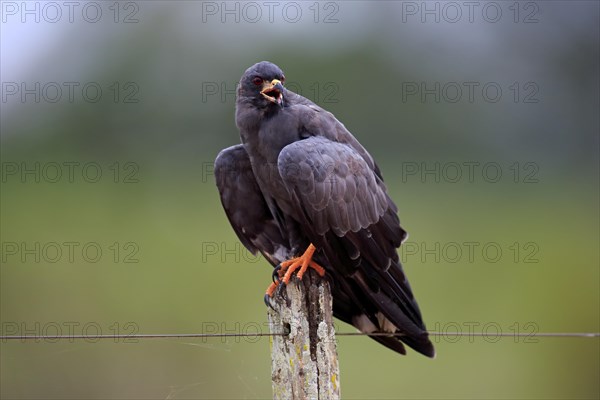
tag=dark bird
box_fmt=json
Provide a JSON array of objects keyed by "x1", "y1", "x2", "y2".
[{"x1": 215, "y1": 61, "x2": 435, "y2": 357}]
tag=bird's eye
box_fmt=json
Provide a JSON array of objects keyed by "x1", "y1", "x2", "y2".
[
  {"x1": 252, "y1": 77, "x2": 263, "y2": 86},
  {"x1": 280, "y1": 76, "x2": 285, "y2": 83}
]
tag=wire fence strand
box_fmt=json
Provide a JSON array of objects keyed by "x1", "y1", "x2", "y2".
[{"x1": 1, "y1": 332, "x2": 598, "y2": 340}]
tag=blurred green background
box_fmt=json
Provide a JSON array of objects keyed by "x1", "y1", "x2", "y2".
[{"x1": 1, "y1": 1, "x2": 598, "y2": 399}]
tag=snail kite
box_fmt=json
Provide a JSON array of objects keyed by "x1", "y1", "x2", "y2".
[{"x1": 215, "y1": 61, "x2": 435, "y2": 357}]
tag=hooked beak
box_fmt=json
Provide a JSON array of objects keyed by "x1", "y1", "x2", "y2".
[{"x1": 261, "y1": 79, "x2": 284, "y2": 107}]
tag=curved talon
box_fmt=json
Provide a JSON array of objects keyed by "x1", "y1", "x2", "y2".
[
  {"x1": 264, "y1": 294, "x2": 272, "y2": 308},
  {"x1": 264, "y1": 294, "x2": 277, "y2": 310},
  {"x1": 275, "y1": 278, "x2": 287, "y2": 297},
  {"x1": 264, "y1": 280, "x2": 279, "y2": 309},
  {"x1": 272, "y1": 264, "x2": 282, "y2": 283}
]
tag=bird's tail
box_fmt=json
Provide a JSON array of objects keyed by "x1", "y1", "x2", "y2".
[
  {"x1": 369, "y1": 331, "x2": 435, "y2": 358},
  {"x1": 351, "y1": 259, "x2": 436, "y2": 358}
]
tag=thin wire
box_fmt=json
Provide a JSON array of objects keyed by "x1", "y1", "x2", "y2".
[
  {"x1": 339, "y1": 332, "x2": 600, "y2": 338},
  {"x1": 0, "y1": 332, "x2": 287, "y2": 340},
  {"x1": 1, "y1": 332, "x2": 598, "y2": 340}
]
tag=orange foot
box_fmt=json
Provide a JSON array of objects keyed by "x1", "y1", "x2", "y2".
[{"x1": 264, "y1": 244, "x2": 326, "y2": 304}]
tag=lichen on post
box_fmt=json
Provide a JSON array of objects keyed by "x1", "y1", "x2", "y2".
[{"x1": 267, "y1": 270, "x2": 340, "y2": 400}]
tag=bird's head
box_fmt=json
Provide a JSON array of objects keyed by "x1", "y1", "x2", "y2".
[{"x1": 238, "y1": 61, "x2": 286, "y2": 109}]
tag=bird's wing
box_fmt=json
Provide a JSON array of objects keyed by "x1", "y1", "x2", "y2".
[
  {"x1": 277, "y1": 136, "x2": 434, "y2": 357},
  {"x1": 277, "y1": 136, "x2": 387, "y2": 237},
  {"x1": 214, "y1": 145, "x2": 289, "y2": 266}
]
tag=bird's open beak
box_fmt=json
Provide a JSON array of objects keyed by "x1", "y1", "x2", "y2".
[{"x1": 261, "y1": 79, "x2": 284, "y2": 107}]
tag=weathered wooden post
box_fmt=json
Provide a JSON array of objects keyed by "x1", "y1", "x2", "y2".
[{"x1": 267, "y1": 270, "x2": 340, "y2": 399}]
